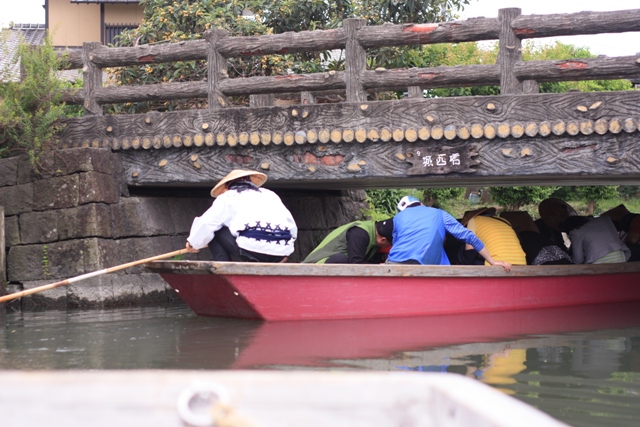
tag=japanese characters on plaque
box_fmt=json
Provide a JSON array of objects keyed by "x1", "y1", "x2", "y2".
[{"x1": 405, "y1": 146, "x2": 478, "y2": 175}]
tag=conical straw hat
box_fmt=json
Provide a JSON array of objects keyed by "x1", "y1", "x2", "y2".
[
  {"x1": 538, "y1": 198, "x2": 577, "y2": 231},
  {"x1": 600, "y1": 204, "x2": 630, "y2": 223},
  {"x1": 499, "y1": 211, "x2": 539, "y2": 233},
  {"x1": 210, "y1": 169, "x2": 267, "y2": 197},
  {"x1": 461, "y1": 207, "x2": 497, "y2": 226}
]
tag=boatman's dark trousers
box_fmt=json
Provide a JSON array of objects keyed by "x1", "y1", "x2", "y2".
[{"x1": 208, "y1": 226, "x2": 286, "y2": 263}]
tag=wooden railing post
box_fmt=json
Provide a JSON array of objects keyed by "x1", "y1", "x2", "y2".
[
  {"x1": 498, "y1": 8, "x2": 523, "y2": 95},
  {"x1": 82, "y1": 42, "x2": 103, "y2": 115},
  {"x1": 204, "y1": 29, "x2": 229, "y2": 109},
  {"x1": 301, "y1": 91, "x2": 317, "y2": 105},
  {"x1": 344, "y1": 18, "x2": 368, "y2": 102},
  {"x1": 407, "y1": 86, "x2": 424, "y2": 98},
  {"x1": 250, "y1": 94, "x2": 275, "y2": 107},
  {"x1": 523, "y1": 80, "x2": 540, "y2": 94}
]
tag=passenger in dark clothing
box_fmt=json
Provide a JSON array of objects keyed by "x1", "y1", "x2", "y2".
[
  {"x1": 302, "y1": 219, "x2": 394, "y2": 264},
  {"x1": 324, "y1": 224, "x2": 387, "y2": 264},
  {"x1": 443, "y1": 231, "x2": 465, "y2": 265},
  {"x1": 501, "y1": 211, "x2": 572, "y2": 265},
  {"x1": 536, "y1": 198, "x2": 577, "y2": 253},
  {"x1": 516, "y1": 230, "x2": 573, "y2": 265},
  {"x1": 534, "y1": 218, "x2": 569, "y2": 253}
]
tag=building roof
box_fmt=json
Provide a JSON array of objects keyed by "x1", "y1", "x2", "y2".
[
  {"x1": 0, "y1": 24, "x2": 46, "y2": 82},
  {"x1": 0, "y1": 24, "x2": 82, "y2": 83}
]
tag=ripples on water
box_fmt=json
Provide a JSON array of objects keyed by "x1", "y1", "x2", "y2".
[{"x1": 2, "y1": 300, "x2": 640, "y2": 427}]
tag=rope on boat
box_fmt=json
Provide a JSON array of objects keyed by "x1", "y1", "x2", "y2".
[{"x1": 177, "y1": 381, "x2": 257, "y2": 427}]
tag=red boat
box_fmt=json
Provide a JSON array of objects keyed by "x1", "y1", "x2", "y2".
[{"x1": 146, "y1": 261, "x2": 640, "y2": 321}]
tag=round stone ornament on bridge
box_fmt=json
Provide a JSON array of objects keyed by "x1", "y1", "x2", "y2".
[
  {"x1": 456, "y1": 125, "x2": 470, "y2": 140},
  {"x1": 307, "y1": 130, "x2": 318, "y2": 144},
  {"x1": 510, "y1": 123, "x2": 524, "y2": 139},
  {"x1": 580, "y1": 120, "x2": 594, "y2": 135},
  {"x1": 227, "y1": 133, "x2": 238, "y2": 147}
]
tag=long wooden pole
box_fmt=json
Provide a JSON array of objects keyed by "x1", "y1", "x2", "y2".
[{"x1": 0, "y1": 248, "x2": 189, "y2": 304}]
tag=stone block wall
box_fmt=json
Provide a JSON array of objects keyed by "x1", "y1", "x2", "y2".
[
  {"x1": 1, "y1": 148, "x2": 369, "y2": 309},
  {"x1": 0, "y1": 148, "x2": 211, "y2": 309}
]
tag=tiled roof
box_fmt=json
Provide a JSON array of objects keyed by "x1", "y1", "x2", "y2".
[{"x1": 0, "y1": 24, "x2": 46, "y2": 82}]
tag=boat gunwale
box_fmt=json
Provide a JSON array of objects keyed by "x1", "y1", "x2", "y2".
[{"x1": 145, "y1": 260, "x2": 640, "y2": 278}]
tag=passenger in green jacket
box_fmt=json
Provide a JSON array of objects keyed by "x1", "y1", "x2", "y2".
[{"x1": 302, "y1": 219, "x2": 394, "y2": 264}]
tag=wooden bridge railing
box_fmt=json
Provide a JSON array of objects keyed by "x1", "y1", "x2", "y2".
[{"x1": 58, "y1": 8, "x2": 640, "y2": 116}]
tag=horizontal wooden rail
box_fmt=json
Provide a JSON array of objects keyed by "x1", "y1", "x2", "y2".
[
  {"x1": 512, "y1": 9, "x2": 640, "y2": 39},
  {"x1": 360, "y1": 64, "x2": 501, "y2": 91},
  {"x1": 513, "y1": 56, "x2": 640, "y2": 83},
  {"x1": 356, "y1": 18, "x2": 500, "y2": 49},
  {"x1": 61, "y1": 30, "x2": 349, "y2": 70},
  {"x1": 96, "y1": 81, "x2": 208, "y2": 104},
  {"x1": 89, "y1": 40, "x2": 207, "y2": 68},
  {"x1": 59, "y1": 56, "x2": 640, "y2": 106},
  {"x1": 219, "y1": 71, "x2": 346, "y2": 96},
  {"x1": 58, "y1": 9, "x2": 640, "y2": 71},
  {"x1": 217, "y1": 29, "x2": 347, "y2": 58},
  {"x1": 60, "y1": 49, "x2": 83, "y2": 69}
]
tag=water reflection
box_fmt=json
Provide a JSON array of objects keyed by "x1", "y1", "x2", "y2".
[{"x1": 2, "y1": 301, "x2": 640, "y2": 427}]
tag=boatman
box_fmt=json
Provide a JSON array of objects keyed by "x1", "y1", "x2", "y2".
[
  {"x1": 302, "y1": 219, "x2": 394, "y2": 264},
  {"x1": 185, "y1": 169, "x2": 297, "y2": 262},
  {"x1": 387, "y1": 196, "x2": 511, "y2": 271}
]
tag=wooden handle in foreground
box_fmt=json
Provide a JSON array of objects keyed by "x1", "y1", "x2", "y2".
[{"x1": 0, "y1": 248, "x2": 189, "y2": 304}]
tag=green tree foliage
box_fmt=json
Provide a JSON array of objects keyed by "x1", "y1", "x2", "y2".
[
  {"x1": 259, "y1": 0, "x2": 352, "y2": 33},
  {"x1": 489, "y1": 186, "x2": 559, "y2": 211},
  {"x1": 0, "y1": 35, "x2": 80, "y2": 163},
  {"x1": 423, "y1": 187, "x2": 464, "y2": 207},
  {"x1": 572, "y1": 185, "x2": 619, "y2": 215},
  {"x1": 617, "y1": 185, "x2": 640, "y2": 200},
  {"x1": 259, "y1": 0, "x2": 469, "y2": 32},
  {"x1": 110, "y1": 0, "x2": 282, "y2": 112},
  {"x1": 358, "y1": 0, "x2": 470, "y2": 25},
  {"x1": 365, "y1": 186, "x2": 463, "y2": 217},
  {"x1": 365, "y1": 189, "x2": 412, "y2": 218}
]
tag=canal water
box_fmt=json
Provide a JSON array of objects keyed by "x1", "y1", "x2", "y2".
[{"x1": 2, "y1": 300, "x2": 640, "y2": 427}]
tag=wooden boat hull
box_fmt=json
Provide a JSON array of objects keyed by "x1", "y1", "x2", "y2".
[{"x1": 146, "y1": 261, "x2": 640, "y2": 321}]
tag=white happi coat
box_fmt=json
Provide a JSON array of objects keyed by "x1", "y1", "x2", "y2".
[{"x1": 187, "y1": 188, "x2": 297, "y2": 256}]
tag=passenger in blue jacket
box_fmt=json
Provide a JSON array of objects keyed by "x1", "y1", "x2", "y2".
[{"x1": 387, "y1": 196, "x2": 511, "y2": 271}]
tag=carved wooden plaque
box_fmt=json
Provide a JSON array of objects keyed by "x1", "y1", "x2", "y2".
[{"x1": 405, "y1": 145, "x2": 479, "y2": 175}]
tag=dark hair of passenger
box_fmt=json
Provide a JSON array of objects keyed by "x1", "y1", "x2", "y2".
[{"x1": 375, "y1": 219, "x2": 394, "y2": 243}]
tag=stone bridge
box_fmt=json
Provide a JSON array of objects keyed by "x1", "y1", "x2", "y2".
[
  {"x1": 3, "y1": 7, "x2": 640, "y2": 308},
  {"x1": 55, "y1": 7, "x2": 640, "y2": 191}
]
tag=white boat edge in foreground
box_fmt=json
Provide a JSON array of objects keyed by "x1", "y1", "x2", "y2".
[{"x1": 0, "y1": 370, "x2": 568, "y2": 427}]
